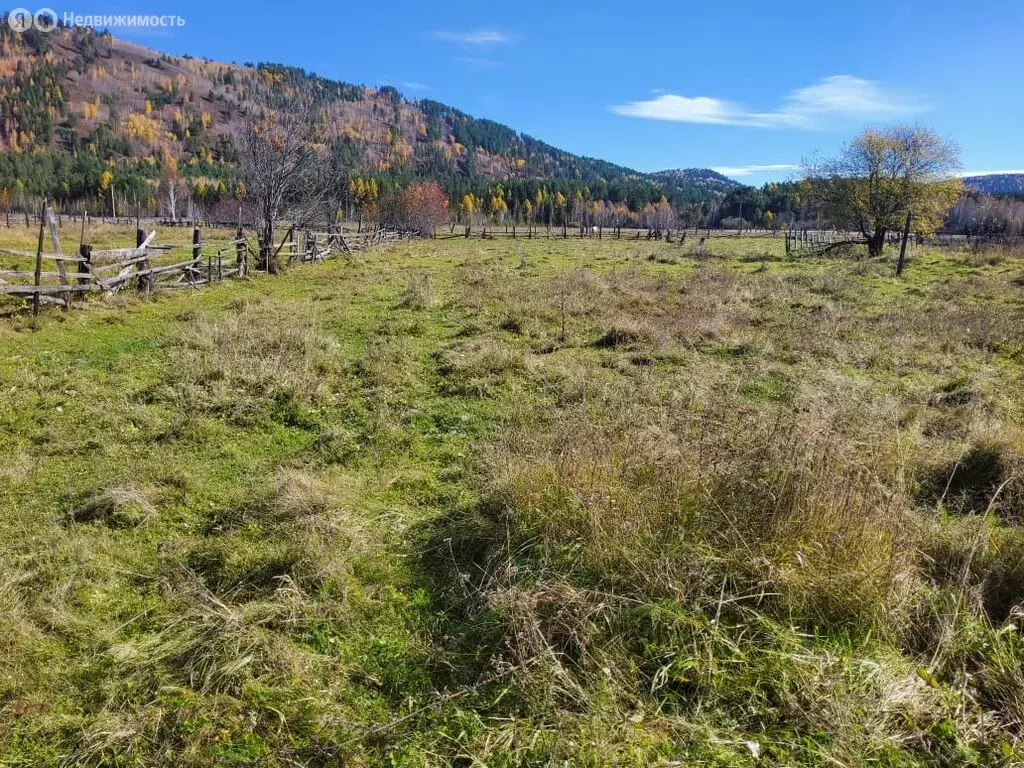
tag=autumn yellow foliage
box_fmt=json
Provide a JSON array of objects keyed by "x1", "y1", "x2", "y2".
[{"x1": 122, "y1": 112, "x2": 164, "y2": 144}]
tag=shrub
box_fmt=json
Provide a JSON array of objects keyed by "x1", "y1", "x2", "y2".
[{"x1": 378, "y1": 181, "x2": 449, "y2": 236}]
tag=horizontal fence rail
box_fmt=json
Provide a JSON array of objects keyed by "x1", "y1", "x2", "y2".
[{"x1": 0, "y1": 203, "x2": 415, "y2": 316}]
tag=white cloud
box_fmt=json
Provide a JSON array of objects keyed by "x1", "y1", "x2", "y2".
[
  {"x1": 612, "y1": 95, "x2": 745, "y2": 125},
  {"x1": 610, "y1": 75, "x2": 927, "y2": 129},
  {"x1": 712, "y1": 164, "x2": 800, "y2": 177},
  {"x1": 435, "y1": 28, "x2": 510, "y2": 46},
  {"x1": 402, "y1": 81, "x2": 430, "y2": 91},
  {"x1": 957, "y1": 169, "x2": 1024, "y2": 177}
]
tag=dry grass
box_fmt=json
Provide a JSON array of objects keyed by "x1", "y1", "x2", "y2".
[
  {"x1": 399, "y1": 271, "x2": 435, "y2": 310},
  {"x1": 158, "y1": 297, "x2": 344, "y2": 428},
  {"x1": 69, "y1": 484, "x2": 159, "y2": 528},
  {"x1": 430, "y1": 246, "x2": 1024, "y2": 763}
]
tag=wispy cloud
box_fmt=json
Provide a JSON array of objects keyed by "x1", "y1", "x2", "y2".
[
  {"x1": 402, "y1": 81, "x2": 430, "y2": 91},
  {"x1": 712, "y1": 164, "x2": 800, "y2": 177},
  {"x1": 435, "y1": 28, "x2": 510, "y2": 46},
  {"x1": 611, "y1": 76, "x2": 927, "y2": 129},
  {"x1": 957, "y1": 169, "x2": 1024, "y2": 177},
  {"x1": 455, "y1": 56, "x2": 505, "y2": 70}
]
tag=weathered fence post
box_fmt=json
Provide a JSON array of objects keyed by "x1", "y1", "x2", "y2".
[
  {"x1": 78, "y1": 244, "x2": 92, "y2": 287},
  {"x1": 32, "y1": 201, "x2": 46, "y2": 318},
  {"x1": 45, "y1": 204, "x2": 70, "y2": 310},
  {"x1": 236, "y1": 227, "x2": 245, "y2": 276},
  {"x1": 135, "y1": 227, "x2": 150, "y2": 293},
  {"x1": 896, "y1": 211, "x2": 912, "y2": 277},
  {"x1": 192, "y1": 227, "x2": 202, "y2": 286}
]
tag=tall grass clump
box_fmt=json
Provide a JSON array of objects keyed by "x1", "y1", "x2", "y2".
[
  {"x1": 156, "y1": 298, "x2": 344, "y2": 427},
  {"x1": 433, "y1": 374, "x2": 1024, "y2": 762}
]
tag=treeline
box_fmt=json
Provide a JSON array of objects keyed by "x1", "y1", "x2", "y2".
[
  {"x1": 0, "y1": 145, "x2": 804, "y2": 229},
  {"x1": 0, "y1": 150, "x2": 242, "y2": 212},
  {"x1": 946, "y1": 193, "x2": 1024, "y2": 236},
  {"x1": 716, "y1": 181, "x2": 1024, "y2": 236}
]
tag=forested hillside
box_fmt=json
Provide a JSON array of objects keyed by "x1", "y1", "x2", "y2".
[
  {"x1": 0, "y1": 23, "x2": 738, "y2": 220},
  {"x1": 963, "y1": 174, "x2": 1024, "y2": 197}
]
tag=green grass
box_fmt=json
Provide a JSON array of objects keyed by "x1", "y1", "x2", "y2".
[
  {"x1": 0, "y1": 232, "x2": 1022, "y2": 765},
  {"x1": 0, "y1": 218, "x2": 239, "y2": 253}
]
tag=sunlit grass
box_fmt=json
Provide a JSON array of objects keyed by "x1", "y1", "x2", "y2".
[{"x1": 0, "y1": 230, "x2": 1022, "y2": 765}]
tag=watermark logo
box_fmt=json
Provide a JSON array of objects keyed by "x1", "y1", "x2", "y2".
[
  {"x1": 6, "y1": 8, "x2": 185, "y2": 32},
  {"x1": 7, "y1": 8, "x2": 36, "y2": 32},
  {"x1": 35, "y1": 7, "x2": 58, "y2": 31}
]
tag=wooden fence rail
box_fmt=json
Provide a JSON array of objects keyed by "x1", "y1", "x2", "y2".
[{"x1": 0, "y1": 204, "x2": 412, "y2": 315}]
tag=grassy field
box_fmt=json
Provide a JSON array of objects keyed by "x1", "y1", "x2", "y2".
[
  {"x1": 1, "y1": 231, "x2": 1023, "y2": 766},
  {"x1": 0, "y1": 219, "x2": 241, "y2": 252}
]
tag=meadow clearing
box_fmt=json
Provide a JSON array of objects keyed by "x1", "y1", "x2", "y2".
[{"x1": 1, "y1": 231, "x2": 1023, "y2": 766}]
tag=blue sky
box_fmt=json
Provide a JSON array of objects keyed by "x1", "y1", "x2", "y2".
[{"x1": 109, "y1": 0, "x2": 1023, "y2": 186}]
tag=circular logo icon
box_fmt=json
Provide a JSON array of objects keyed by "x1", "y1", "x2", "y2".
[
  {"x1": 34, "y1": 8, "x2": 58, "y2": 32},
  {"x1": 6, "y1": 8, "x2": 33, "y2": 32}
]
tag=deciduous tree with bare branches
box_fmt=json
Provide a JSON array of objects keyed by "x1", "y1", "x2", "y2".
[
  {"x1": 239, "y1": 101, "x2": 328, "y2": 273},
  {"x1": 804, "y1": 125, "x2": 963, "y2": 258}
]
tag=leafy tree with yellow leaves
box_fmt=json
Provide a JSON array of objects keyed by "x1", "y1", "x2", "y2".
[
  {"x1": 99, "y1": 170, "x2": 113, "y2": 196},
  {"x1": 804, "y1": 125, "x2": 962, "y2": 258},
  {"x1": 461, "y1": 193, "x2": 476, "y2": 222}
]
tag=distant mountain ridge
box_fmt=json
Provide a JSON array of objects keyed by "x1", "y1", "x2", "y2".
[
  {"x1": 962, "y1": 174, "x2": 1024, "y2": 197},
  {"x1": 650, "y1": 168, "x2": 744, "y2": 193}
]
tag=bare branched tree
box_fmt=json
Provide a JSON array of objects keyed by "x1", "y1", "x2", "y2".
[
  {"x1": 239, "y1": 100, "x2": 328, "y2": 273},
  {"x1": 804, "y1": 125, "x2": 963, "y2": 258}
]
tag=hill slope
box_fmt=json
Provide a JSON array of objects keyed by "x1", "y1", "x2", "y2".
[
  {"x1": 963, "y1": 173, "x2": 1024, "y2": 197},
  {"x1": 650, "y1": 168, "x2": 744, "y2": 194},
  {"x1": 0, "y1": 24, "x2": 734, "y2": 208}
]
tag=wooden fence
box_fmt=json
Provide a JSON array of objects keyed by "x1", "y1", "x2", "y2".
[
  {"x1": 0, "y1": 203, "x2": 413, "y2": 316},
  {"x1": 440, "y1": 223, "x2": 816, "y2": 243}
]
